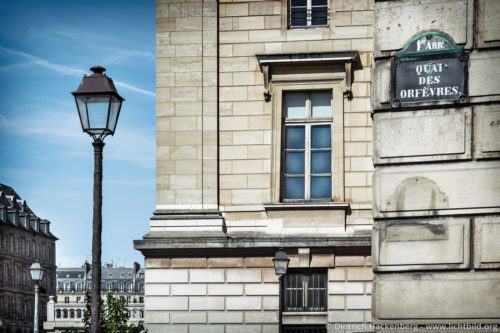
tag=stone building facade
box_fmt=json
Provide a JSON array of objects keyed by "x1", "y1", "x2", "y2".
[
  {"x1": 0, "y1": 183, "x2": 57, "y2": 333},
  {"x1": 371, "y1": 0, "x2": 500, "y2": 326},
  {"x1": 43, "y1": 263, "x2": 145, "y2": 332},
  {"x1": 135, "y1": 0, "x2": 375, "y2": 332}
]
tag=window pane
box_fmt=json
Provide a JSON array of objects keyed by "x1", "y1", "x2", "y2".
[
  {"x1": 285, "y1": 93, "x2": 307, "y2": 118},
  {"x1": 311, "y1": 176, "x2": 331, "y2": 199},
  {"x1": 311, "y1": 151, "x2": 331, "y2": 174},
  {"x1": 311, "y1": 7, "x2": 328, "y2": 26},
  {"x1": 311, "y1": 92, "x2": 331, "y2": 118},
  {"x1": 286, "y1": 126, "x2": 305, "y2": 149},
  {"x1": 290, "y1": 8, "x2": 307, "y2": 27},
  {"x1": 285, "y1": 177, "x2": 304, "y2": 199},
  {"x1": 311, "y1": 125, "x2": 331, "y2": 148},
  {"x1": 286, "y1": 152, "x2": 305, "y2": 174},
  {"x1": 311, "y1": 0, "x2": 327, "y2": 5},
  {"x1": 291, "y1": 0, "x2": 307, "y2": 6}
]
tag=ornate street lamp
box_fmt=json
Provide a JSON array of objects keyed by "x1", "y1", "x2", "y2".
[
  {"x1": 72, "y1": 66, "x2": 124, "y2": 333},
  {"x1": 30, "y1": 260, "x2": 45, "y2": 333},
  {"x1": 273, "y1": 249, "x2": 290, "y2": 333}
]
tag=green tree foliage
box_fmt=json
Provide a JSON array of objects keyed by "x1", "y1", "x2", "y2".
[{"x1": 69, "y1": 291, "x2": 146, "y2": 333}]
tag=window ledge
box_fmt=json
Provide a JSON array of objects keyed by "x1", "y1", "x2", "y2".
[
  {"x1": 283, "y1": 312, "x2": 328, "y2": 316},
  {"x1": 264, "y1": 202, "x2": 350, "y2": 213}
]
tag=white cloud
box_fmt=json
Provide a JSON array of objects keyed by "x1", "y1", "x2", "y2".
[
  {"x1": 0, "y1": 110, "x2": 155, "y2": 169},
  {"x1": 115, "y1": 81, "x2": 155, "y2": 97},
  {"x1": 0, "y1": 45, "x2": 155, "y2": 97}
]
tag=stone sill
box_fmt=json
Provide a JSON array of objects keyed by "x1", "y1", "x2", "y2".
[
  {"x1": 283, "y1": 312, "x2": 328, "y2": 316},
  {"x1": 264, "y1": 202, "x2": 351, "y2": 213}
]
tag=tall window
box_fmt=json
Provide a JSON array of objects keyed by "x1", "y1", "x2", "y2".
[
  {"x1": 283, "y1": 270, "x2": 327, "y2": 312},
  {"x1": 289, "y1": 0, "x2": 329, "y2": 28},
  {"x1": 283, "y1": 91, "x2": 333, "y2": 201}
]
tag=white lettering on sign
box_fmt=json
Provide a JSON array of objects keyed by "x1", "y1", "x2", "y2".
[
  {"x1": 400, "y1": 86, "x2": 459, "y2": 99},
  {"x1": 398, "y1": 61, "x2": 460, "y2": 100},
  {"x1": 416, "y1": 38, "x2": 446, "y2": 52}
]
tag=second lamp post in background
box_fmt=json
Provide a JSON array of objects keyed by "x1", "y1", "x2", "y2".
[{"x1": 30, "y1": 260, "x2": 45, "y2": 333}]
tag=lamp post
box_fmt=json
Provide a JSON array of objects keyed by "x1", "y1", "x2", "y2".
[
  {"x1": 30, "y1": 260, "x2": 45, "y2": 333},
  {"x1": 72, "y1": 66, "x2": 124, "y2": 333},
  {"x1": 273, "y1": 249, "x2": 290, "y2": 333}
]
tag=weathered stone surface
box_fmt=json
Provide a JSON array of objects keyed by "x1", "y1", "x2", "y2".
[
  {"x1": 474, "y1": 216, "x2": 500, "y2": 268},
  {"x1": 374, "y1": 0, "x2": 470, "y2": 56},
  {"x1": 371, "y1": 59, "x2": 391, "y2": 109},
  {"x1": 373, "y1": 218, "x2": 470, "y2": 271},
  {"x1": 146, "y1": 269, "x2": 188, "y2": 283},
  {"x1": 373, "y1": 271, "x2": 500, "y2": 323},
  {"x1": 373, "y1": 108, "x2": 471, "y2": 164},
  {"x1": 373, "y1": 161, "x2": 500, "y2": 218},
  {"x1": 475, "y1": 104, "x2": 500, "y2": 159},
  {"x1": 469, "y1": 51, "x2": 500, "y2": 101},
  {"x1": 477, "y1": 0, "x2": 500, "y2": 48}
]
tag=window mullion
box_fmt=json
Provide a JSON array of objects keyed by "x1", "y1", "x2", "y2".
[
  {"x1": 330, "y1": 124, "x2": 334, "y2": 200},
  {"x1": 307, "y1": 0, "x2": 312, "y2": 27},
  {"x1": 303, "y1": 276, "x2": 308, "y2": 310},
  {"x1": 305, "y1": 125, "x2": 311, "y2": 200}
]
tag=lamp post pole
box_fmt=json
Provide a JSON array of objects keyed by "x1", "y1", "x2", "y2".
[
  {"x1": 72, "y1": 66, "x2": 124, "y2": 333},
  {"x1": 30, "y1": 260, "x2": 44, "y2": 333},
  {"x1": 34, "y1": 283, "x2": 39, "y2": 333},
  {"x1": 91, "y1": 140, "x2": 104, "y2": 332},
  {"x1": 273, "y1": 249, "x2": 290, "y2": 333},
  {"x1": 278, "y1": 275, "x2": 283, "y2": 333}
]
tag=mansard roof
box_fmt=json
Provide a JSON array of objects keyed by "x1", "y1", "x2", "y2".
[{"x1": 0, "y1": 183, "x2": 58, "y2": 240}]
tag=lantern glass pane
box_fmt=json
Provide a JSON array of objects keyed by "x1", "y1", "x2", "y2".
[
  {"x1": 86, "y1": 95, "x2": 111, "y2": 131},
  {"x1": 76, "y1": 97, "x2": 89, "y2": 130},
  {"x1": 30, "y1": 262, "x2": 44, "y2": 281},
  {"x1": 107, "y1": 95, "x2": 122, "y2": 133},
  {"x1": 273, "y1": 259, "x2": 289, "y2": 276}
]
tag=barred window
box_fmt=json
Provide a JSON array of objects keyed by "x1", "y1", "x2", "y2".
[
  {"x1": 283, "y1": 270, "x2": 327, "y2": 312},
  {"x1": 289, "y1": 0, "x2": 329, "y2": 28}
]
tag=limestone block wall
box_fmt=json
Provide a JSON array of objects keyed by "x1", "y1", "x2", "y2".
[
  {"x1": 144, "y1": 254, "x2": 372, "y2": 332},
  {"x1": 217, "y1": 0, "x2": 374, "y2": 232},
  {"x1": 371, "y1": 0, "x2": 500, "y2": 324},
  {"x1": 156, "y1": 0, "x2": 218, "y2": 210}
]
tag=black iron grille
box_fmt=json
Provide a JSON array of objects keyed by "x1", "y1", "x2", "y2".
[{"x1": 283, "y1": 269, "x2": 327, "y2": 312}]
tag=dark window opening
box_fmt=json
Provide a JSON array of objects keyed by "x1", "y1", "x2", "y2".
[
  {"x1": 283, "y1": 269, "x2": 327, "y2": 312},
  {"x1": 289, "y1": 0, "x2": 329, "y2": 28}
]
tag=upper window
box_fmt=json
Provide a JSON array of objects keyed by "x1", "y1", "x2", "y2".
[
  {"x1": 283, "y1": 269, "x2": 327, "y2": 312},
  {"x1": 289, "y1": 0, "x2": 329, "y2": 28},
  {"x1": 283, "y1": 91, "x2": 333, "y2": 201}
]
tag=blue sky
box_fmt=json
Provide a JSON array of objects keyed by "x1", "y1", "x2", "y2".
[{"x1": 0, "y1": 0, "x2": 156, "y2": 268}]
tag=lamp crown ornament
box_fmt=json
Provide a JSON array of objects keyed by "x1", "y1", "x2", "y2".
[{"x1": 90, "y1": 66, "x2": 106, "y2": 75}]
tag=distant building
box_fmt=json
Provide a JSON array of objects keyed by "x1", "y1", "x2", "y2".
[
  {"x1": 0, "y1": 183, "x2": 58, "y2": 333},
  {"x1": 43, "y1": 263, "x2": 145, "y2": 332}
]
